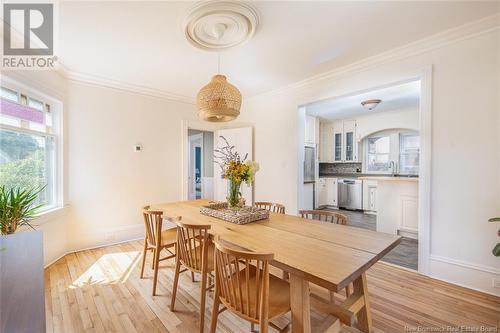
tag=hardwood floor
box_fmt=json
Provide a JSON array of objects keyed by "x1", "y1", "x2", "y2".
[{"x1": 45, "y1": 240, "x2": 499, "y2": 333}]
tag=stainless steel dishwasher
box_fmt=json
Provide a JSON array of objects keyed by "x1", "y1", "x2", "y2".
[{"x1": 338, "y1": 179, "x2": 363, "y2": 210}]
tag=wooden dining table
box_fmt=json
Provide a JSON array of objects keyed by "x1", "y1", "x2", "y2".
[{"x1": 151, "y1": 200, "x2": 401, "y2": 333}]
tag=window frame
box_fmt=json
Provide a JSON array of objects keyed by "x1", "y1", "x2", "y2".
[
  {"x1": 0, "y1": 79, "x2": 64, "y2": 213},
  {"x1": 363, "y1": 129, "x2": 419, "y2": 175}
]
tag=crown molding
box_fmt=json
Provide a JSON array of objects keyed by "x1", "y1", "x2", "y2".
[
  {"x1": 64, "y1": 71, "x2": 196, "y2": 105},
  {"x1": 253, "y1": 13, "x2": 500, "y2": 100},
  {"x1": 23, "y1": 13, "x2": 498, "y2": 105}
]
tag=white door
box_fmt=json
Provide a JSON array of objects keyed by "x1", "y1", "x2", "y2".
[{"x1": 214, "y1": 127, "x2": 253, "y2": 205}]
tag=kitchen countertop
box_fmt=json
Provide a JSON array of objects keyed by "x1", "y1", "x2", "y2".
[
  {"x1": 358, "y1": 176, "x2": 419, "y2": 182},
  {"x1": 320, "y1": 173, "x2": 419, "y2": 181}
]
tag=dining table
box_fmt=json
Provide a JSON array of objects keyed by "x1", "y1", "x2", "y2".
[{"x1": 151, "y1": 200, "x2": 401, "y2": 333}]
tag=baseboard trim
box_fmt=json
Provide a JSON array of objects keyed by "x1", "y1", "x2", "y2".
[
  {"x1": 44, "y1": 237, "x2": 143, "y2": 269},
  {"x1": 430, "y1": 255, "x2": 500, "y2": 275}
]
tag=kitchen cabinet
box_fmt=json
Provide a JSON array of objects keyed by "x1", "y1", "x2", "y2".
[
  {"x1": 326, "y1": 177, "x2": 338, "y2": 207},
  {"x1": 316, "y1": 177, "x2": 338, "y2": 208},
  {"x1": 305, "y1": 115, "x2": 317, "y2": 145},
  {"x1": 363, "y1": 180, "x2": 377, "y2": 212},
  {"x1": 343, "y1": 120, "x2": 358, "y2": 162},
  {"x1": 322, "y1": 120, "x2": 358, "y2": 163}
]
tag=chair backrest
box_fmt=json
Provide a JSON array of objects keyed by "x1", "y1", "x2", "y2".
[
  {"x1": 174, "y1": 220, "x2": 211, "y2": 272},
  {"x1": 142, "y1": 205, "x2": 164, "y2": 247},
  {"x1": 254, "y1": 201, "x2": 286, "y2": 214},
  {"x1": 213, "y1": 236, "x2": 274, "y2": 323},
  {"x1": 299, "y1": 210, "x2": 348, "y2": 225}
]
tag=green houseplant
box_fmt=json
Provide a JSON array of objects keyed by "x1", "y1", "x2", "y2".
[
  {"x1": 490, "y1": 217, "x2": 500, "y2": 257},
  {"x1": 0, "y1": 185, "x2": 45, "y2": 235}
]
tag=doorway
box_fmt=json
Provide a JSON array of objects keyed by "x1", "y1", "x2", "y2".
[
  {"x1": 298, "y1": 78, "x2": 426, "y2": 272},
  {"x1": 187, "y1": 129, "x2": 214, "y2": 200}
]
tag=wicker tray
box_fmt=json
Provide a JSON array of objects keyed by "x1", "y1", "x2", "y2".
[{"x1": 200, "y1": 202, "x2": 269, "y2": 225}]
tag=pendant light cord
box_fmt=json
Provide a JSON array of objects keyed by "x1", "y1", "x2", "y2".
[{"x1": 217, "y1": 52, "x2": 221, "y2": 74}]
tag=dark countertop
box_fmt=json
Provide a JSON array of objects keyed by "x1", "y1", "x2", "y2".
[{"x1": 320, "y1": 173, "x2": 419, "y2": 179}]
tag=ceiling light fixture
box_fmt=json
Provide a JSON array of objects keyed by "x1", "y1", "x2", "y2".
[
  {"x1": 186, "y1": 1, "x2": 258, "y2": 122},
  {"x1": 361, "y1": 99, "x2": 382, "y2": 111}
]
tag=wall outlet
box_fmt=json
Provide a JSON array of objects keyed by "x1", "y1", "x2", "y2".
[{"x1": 493, "y1": 278, "x2": 500, "y2": 289}]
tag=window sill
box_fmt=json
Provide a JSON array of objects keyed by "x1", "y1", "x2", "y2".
[{"x1": 33, "y1": 205, "x2": 69, "y2": 225}]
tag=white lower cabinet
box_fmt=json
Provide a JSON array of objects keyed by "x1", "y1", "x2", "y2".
[
  {"x1": 316, "y1": 178, "x2": 337, "y2": 208},
  {"x1": 326, "y1": 178, "x2": 338, "y2": 207},
  {"x1": 362, "y1": 180, "x2": 378, "y2": 212}
]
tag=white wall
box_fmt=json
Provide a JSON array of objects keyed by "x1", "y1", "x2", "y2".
[
  {"x1": 237, "y1": 26, "x2": 500, "y2": 294},
  {"x1": 65, "y1": 81, "x2": 198, "y2": 251}
]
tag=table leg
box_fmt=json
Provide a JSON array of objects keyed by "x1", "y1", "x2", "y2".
[
  {"x1": 352, "y1": 273, "x2": 372, "y2": 333},
  {"x1": 289, "y1": 274, "x2": 311, "y2": 333}
]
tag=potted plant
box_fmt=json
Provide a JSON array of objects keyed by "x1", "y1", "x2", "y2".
[
  {"x1": 0, "y1": 185, "x2": 45, "y2": 235},
  {"x1": 490, "y1": 217, "x2": 500, "y2": 257}
]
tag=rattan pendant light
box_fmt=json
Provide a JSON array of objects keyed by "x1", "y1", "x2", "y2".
[
  {"x1": 185, "y1": 2, "x2": 258, "y2": 122},
  {"x1": 196, "y1": 45, "x2": 242, "y2": 121},
  {"x1": 197, "y1": 72, "x2": 242, "y2": 122}
]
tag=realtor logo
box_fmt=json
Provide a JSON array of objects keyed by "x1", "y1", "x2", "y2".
[{"x1": 3, "y1": 3, "x2": 54, "y2": 56}]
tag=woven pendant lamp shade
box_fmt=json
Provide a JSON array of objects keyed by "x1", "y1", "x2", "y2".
[{"x1": 196, "y1": 75, "x2": 242, "y2": 122}]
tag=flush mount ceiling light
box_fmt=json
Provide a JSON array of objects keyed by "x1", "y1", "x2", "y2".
[
  {"x1": 361, "y1": 99, "x2": 382, "y2": 111},
  {"x1": 186, "y1": 1, "x2": 258, "y2": 122}
]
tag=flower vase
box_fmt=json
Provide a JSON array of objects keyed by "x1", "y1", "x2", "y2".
[{"x1": 227, "y1": 180, "x2": 242, "y2": 208}]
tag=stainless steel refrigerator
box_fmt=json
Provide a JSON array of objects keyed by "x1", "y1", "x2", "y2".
[{"x1": 304, "y1": 146, "x2": 316, "y2": 209}]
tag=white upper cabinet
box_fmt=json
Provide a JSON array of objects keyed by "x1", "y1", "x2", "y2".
[
  {"x1": 322, "y1": 120, "x2": 358, "y2": 163},
  {"x1": 305, "y1": 115, "x2": 317, "y2": 145}
]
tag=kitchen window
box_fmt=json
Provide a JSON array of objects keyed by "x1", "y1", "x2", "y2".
[
  {"x1": 0, "y1": 85, "x2": 61, "y2": 211},
  {"x1": 364, "y1": 130, "x2": 419, "y2": 175}
]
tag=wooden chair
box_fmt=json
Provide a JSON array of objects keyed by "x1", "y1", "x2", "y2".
[
  {"x1": 254, "y1": 201, "x2": 286, "y2": 214},
  {"x1": 299, "y1": 209, "x2": 352, "y2": 303},
  {"x1": 210, "y1": 236, "x2": 290, "y2": 333},
  {"x1": 299, "y1": 209, "x2": 347, "y2": 225},
  {"x1": 140, "y1": 206, "x2": 177, "y2": 296},
  {"x1": 170, "y1": 221, "x2": 214, "y2": 333}
]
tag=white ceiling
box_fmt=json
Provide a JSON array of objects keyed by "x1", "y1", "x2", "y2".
[
  {"x1": 57, "y1": 1, "x2": 499, "y2": 99},
  {"x1": 305, "y1": 80, "x2": 420, "y2": 120}
]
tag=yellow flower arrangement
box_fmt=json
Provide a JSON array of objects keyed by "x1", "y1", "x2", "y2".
[{"x1": 214, "y1": 136, "x2": 259, "y2": 207}]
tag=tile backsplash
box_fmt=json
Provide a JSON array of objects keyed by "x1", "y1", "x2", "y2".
[{"x1": 320, "y1": 162, "x2": 362, "y2": 175}]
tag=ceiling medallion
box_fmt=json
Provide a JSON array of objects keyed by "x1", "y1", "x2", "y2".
[{"x1": 184, "y1": 1, "x2": 259, "y2": 51}]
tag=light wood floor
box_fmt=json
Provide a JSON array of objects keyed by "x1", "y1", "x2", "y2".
[{"x1": 45, "y1": 240, "x2": 500, "y2": 333}]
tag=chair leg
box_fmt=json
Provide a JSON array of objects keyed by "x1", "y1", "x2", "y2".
[
  {"x1": 192, "y1": 271, "x2": 196, "y2": 282},
  {"x1": 170, "y1": 257, "x2": 181, "y2": 311},
  {"x1": 140, "y1": 239, "x2": 148, "y2": 278},
  {"x1": 151, "y1": 248, "x2": 156, "y2": 270},
  {"x1": 209, "y1": 286, "x2": 221, "y2": 333},
  {"x1": 251, "y1": 323, "x2": 255, "y2": 332},
  {"x1": 199, "y1": 269, "x2": 208, "y2": 333},
  {"x1": 152, "y1": 246, "x2": 161, "y2": 296}
]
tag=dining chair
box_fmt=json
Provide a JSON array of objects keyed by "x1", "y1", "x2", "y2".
[
  {"x1": 299, "y1": 209, "x2": 348, "y2": 225},
  {"x1": 140, "y1": 206, "x2": 177, "y2": 296},
  {"x1": 254, "y1": 201, "x2": 286, "y2": 214},
  {"x1": 299, "y1": 209, "x2": 352, "y2": 303},
  {"x1": 210, "y1": 236, "x2": 290, "y2": 333},
  {"x1": 170, "y1": 221, "x2": 214, "y2": 333}
]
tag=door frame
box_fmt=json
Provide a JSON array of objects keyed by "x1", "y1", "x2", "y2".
[
  {"x1": 188, "y1": 133, "x2": 203, "y2": 200},
  {"x1": 297, "y1": 65, "x2": 433, "y2": 275},
  {"x1": 181, "y1": 120, "x2": 219, "y2": 201}
]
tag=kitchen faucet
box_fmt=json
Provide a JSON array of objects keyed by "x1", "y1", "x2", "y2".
[{"x1": 390, "y1": 161, "x2": 396, "y2": 176}]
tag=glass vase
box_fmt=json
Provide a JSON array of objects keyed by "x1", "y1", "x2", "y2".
[{"x1": 227, "y1": 179, "x2": 242, "y2": 208}]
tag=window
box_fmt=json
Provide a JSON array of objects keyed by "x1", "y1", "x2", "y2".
[
  {"x1": 400, "y1": 133, "x2": 420, "y2": 175},
  {"x1": 0, "y1": 85, "x2": 60, "y2": 211},
  {"x1": 366, "y1": 135, "x2": 391, "y2": 173},
  {"x1": 364, "y1": 130, "x2": 419, "y2": 175}
]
